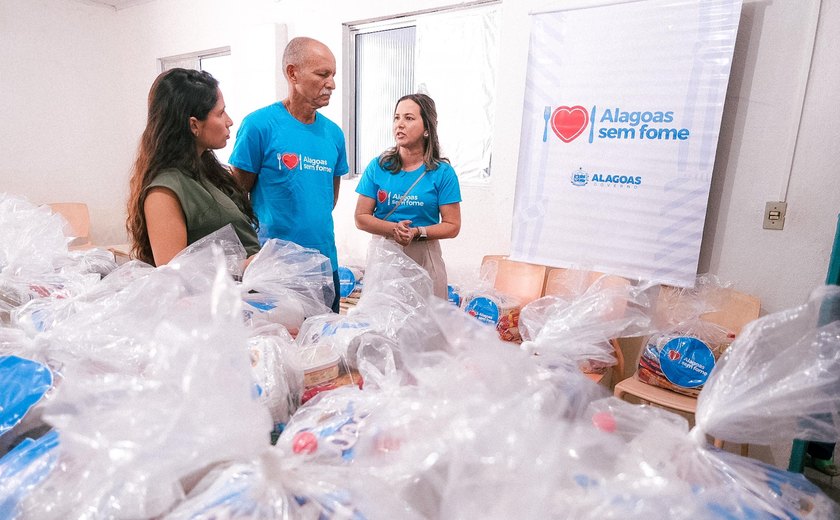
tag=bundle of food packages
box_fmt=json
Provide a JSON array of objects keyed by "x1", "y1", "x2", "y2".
[
  {"x1": 240, "y1": 236, "x2": 334, "y2": 338},
  {"x1": 337, "y1": 265, "x2": 364, "y2": 302},
  {"x1": 295, "y1": 318, "x2": 363, "y2": 405},
  {"x1": 637, "y1": 276, "x2": 740, "y2": 396},
  {"x1": 637, "y1": 322, "x2": 733, "y2": 397},
  {"x1": 0, "y1": 195, "x2": 118, "y2": 326},
  {"x1": 461, "y1": 290, "x2": 522, "y2": 342},
  {"x1": 519, "y1": 271, "x2": 655, "y2": 375},
  {"x1": 3, "y1": 193, "x2": 840, "y2": 519}
]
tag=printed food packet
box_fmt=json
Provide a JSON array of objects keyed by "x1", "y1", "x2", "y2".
[{"x1": 636, "y1": 319, "x2": 730, "y2": 397}]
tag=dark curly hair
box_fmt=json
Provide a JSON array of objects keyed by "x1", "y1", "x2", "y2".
[{"x1": 126, "y1": 68, "x2": 256, "y2": 264}]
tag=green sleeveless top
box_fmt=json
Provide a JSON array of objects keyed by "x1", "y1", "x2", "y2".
[{"x1": 145, "y1": 168, "x2": 260, "y2": 256}]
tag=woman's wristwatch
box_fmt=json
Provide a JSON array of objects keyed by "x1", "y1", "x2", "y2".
[{"x1": 415, "y1": 226, "x2": 428, "y2": 241}]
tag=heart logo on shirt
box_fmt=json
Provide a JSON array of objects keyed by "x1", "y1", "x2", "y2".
[
  {"x1": 281, "y1": 153, "x2": 299, "y2": 170},
  {"x1": 667, "y1": 349, "x2": 681, "y2": 361},
  {"x1": 376, "y1": 189, "x2": 388, "y2": 204},
  {"x1": 551, "y1": 106, "x2": 589, "y2": 143}
]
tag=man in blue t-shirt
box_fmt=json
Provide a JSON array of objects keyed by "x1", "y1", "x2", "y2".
[{"x1": 230, "y1": 37, "x2": 348, "y2": 313}]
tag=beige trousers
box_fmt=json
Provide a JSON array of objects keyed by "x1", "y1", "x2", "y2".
[{"x1": 401, "y1": 239, "x2": 448, "y2": 299}]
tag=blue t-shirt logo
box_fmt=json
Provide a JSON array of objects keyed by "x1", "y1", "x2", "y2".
[{"x1": 280, "y1": 152, "x2": 299, "y2": 170}]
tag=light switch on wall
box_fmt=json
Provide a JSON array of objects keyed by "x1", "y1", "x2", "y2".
[{"x1": 763, "y1": 201, "x2": 787, "y2": 230}]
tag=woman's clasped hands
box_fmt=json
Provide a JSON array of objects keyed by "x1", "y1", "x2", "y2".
[{"x1": 392, "y1": 219, "x2": 416, "y2": 246}]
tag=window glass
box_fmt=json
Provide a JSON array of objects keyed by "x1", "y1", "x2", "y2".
[
  {"x1": 160, "y1": 49, "x2": 235, "y2": 164},
  {"x1": 354, "y1": 26, "x2": 416, "y2": 174},
  {"x1": 347, "y1": 4, "x2": 499, "y2": 183}
]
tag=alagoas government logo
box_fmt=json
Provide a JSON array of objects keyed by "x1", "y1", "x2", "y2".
[{"x1": 570, "y1": 167, "x2": 642, "y2": 189}]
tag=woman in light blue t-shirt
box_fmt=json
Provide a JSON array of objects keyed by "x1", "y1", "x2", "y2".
[{"x1": 354, "y1": 93, "x2": 462, "y2": 298}]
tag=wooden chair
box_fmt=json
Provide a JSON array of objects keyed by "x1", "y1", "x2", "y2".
[
  {"x1": 48, "y1": 202, "x2": 93, "y2": 249},
  {"x1": 480, "y1": 255, "x2": 547, "y2": 306},
  {"x1": 106, "y1": 243, "x2": 133, "y2": 265},
  {"x1": 613, "y1": 286, "x2": 761, "y2": 454}
]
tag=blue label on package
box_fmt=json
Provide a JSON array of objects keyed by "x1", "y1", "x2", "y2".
[
  {"x1": 465, "y1": 297, "x2": 500, "y2": 325},
  {"x1": 0, "y1": 429, "x2": 60, "y2": 518},
  {"x1": 0, "y1": 356, "x2": 53, "y2": 437},
  {"x1": 244, "y1": 298, "x2": 277, "y2": 312},
  {"x1": 337, "y1": 266, "x2": 356, "y2": 298},
  {"x1": 658, "y1": 336, "x2": 715, "y2": 388},
  {"x1": 447, "y1": 285, "x2": 461, "y2": 307}
]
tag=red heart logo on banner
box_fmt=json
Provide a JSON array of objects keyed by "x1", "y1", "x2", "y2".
[
  {"x1": 376, "y1": 189, "x2": 388, "y2": 204},
  {"x1": 281, "y1": 153, "x2": 299, "y2": 169},
  {"x1": 667, "y1": 349, "x2": 681, "y2": 361},
  {"x1": 551, "y1": 106, "x2": 589, "y2": 143}
]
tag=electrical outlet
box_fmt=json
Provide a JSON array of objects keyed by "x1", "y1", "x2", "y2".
[{"x1": 763, "y1": 201, "x2": 787, "y2": 230}]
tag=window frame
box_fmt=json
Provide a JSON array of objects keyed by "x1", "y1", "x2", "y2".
[
  {"x1": 342, "y1": 1, "x2": 500, "y2": 179},
  {"x1": 158, "y1": 46, "x2": 231, "y2": 73}
]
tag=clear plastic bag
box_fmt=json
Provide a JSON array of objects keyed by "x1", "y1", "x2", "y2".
[
  {"x1": 456, "y1": 258, "x2": 525, "y2": 342},
  {"x1": 165, "y1": 451, "x2": 425, "y2": 520},
  {"x1": 696, "y1": 285, "x2": 840, "y2": 446},
  {"x1": 54, "y1": 247, "x2": 118, "y2": 279},
  {"x1": 241, "y1": 238, "x2": 334, "y2": 336},
  {"x1": 636, "y1": 319, "x2": 729, "y2": 397},
  {"x1": 635, "y1": 274, "x2": 737, "y2": 396},
  {"x1": 0, "y1": 195, "x2": 68, "y2": 279},
  {"x1": 247, "y1": 324, "x2": 304, "y2": 429},
  {"x1": 294, "y1": 318, "x2": 362, "y2": 405},
  {"x1": 571, "y1": 286, "x2": 840, "y2": 519},
  {"x1": 0, "y1": 430, "x2": 61, "y2": 519},
  {"x1": 168, "y1": 224, "x2": 247, "y2": 286},
  {"x1": 583, "y1": 396, "x2": 839, "y2": 520},
  {"x1": 293, "y1": 238, "x2": 435, "y2": 393},
  {"x1": 519, "y1": 273, "x2": 655, "y2": 373},
  {"x1": 9, "y1": 245, "x2": 273, "y2": 519}
]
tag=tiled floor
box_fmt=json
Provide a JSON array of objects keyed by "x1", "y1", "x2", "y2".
[{"x1": 805, "y1": 466, "x2": 840, "y2": 504}]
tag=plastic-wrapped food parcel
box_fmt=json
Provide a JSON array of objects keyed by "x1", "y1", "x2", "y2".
[
  {"x1": 1, "y1": 245, "x2": 272, "y2": 519},
  {"x1": 169, "y1": 242, "x2": 840, "y2": 519},
  {"x1": 168, "y1": 277, "x2": 840, "y2": 519},
  {"x1": 0, "y1": 209, "x2": 838, "y2": 517},
  {"x1": 0, "y1": 194, "x2": 118, "y2": 327}
]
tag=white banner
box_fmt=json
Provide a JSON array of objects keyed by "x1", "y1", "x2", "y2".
[{"x1": 510, "y1": 0, "x2": 742, "y2": 287}]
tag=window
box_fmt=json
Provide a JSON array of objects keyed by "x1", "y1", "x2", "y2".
[
  {"x1": 345, "y1": 3, "x2": 500, "y2": 183},
  {"x1": 159, "y1": 47, "x2": 236, "y2": 164}
]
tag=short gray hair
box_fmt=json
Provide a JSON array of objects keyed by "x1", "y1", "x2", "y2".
[{"x1": 282, "y1": 37, "x2": 320, "y2": 75}]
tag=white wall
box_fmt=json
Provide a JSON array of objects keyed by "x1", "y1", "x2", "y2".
[
  {"x1": 2, "y1": 0, "x2": 838, "y2": 316},
  {"x1": 699, "y1": 0, "x2": 840, "y2": 313},
  {"x1": 0, "y1": 0, "x2": 125, "y2": 244}
]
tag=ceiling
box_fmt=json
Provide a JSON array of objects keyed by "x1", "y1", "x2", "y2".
[{"x1": 72, "y1": 0, "x2": 158, "y2": 10}]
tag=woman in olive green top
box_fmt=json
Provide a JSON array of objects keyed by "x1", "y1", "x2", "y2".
[{"x1": 126, "y1": 68, "x2": 260, "y2": 266}]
